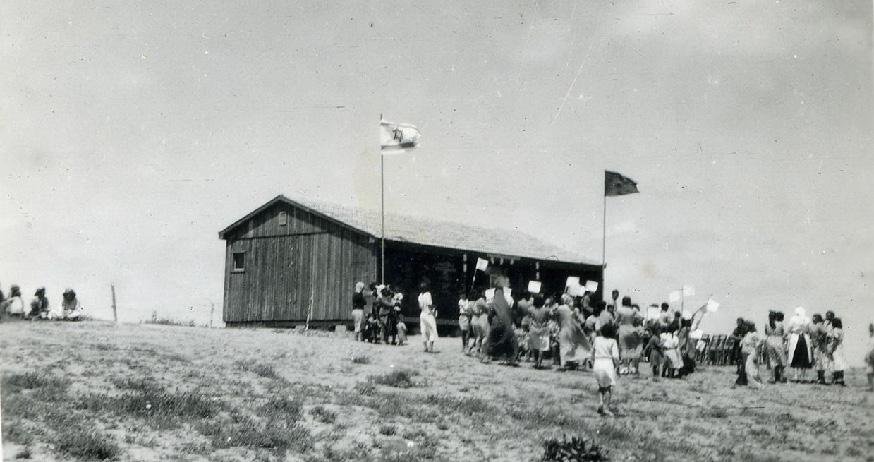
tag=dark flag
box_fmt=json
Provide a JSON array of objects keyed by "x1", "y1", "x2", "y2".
[{"x1": 605, "y1": 170, "x2": 639, "y2": 196}]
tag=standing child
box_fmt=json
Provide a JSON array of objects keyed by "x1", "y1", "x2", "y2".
[
  {"x1": 741, "y1": 323, "x2": 765, "y2": 389},
  {"x1": 396, "y1": 318, "x2": 407, "y2": 345},
  {"x1": 827, "y1": 318, "x2": 847, "y2": 386},
  {"x1": 643, "y1": 326, "x2": 664, "y2": 381},
  {"x1": 592, "y1": 323, "x2": 620, "y2": 416},
  {"x1": 547, "y1": 309, "x2": 561, "y2": 367},
  {"x1": 458, "y1": 292, "x2": 471, "y2": 352}
]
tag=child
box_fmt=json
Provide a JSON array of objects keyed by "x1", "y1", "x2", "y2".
[
  {"x1": 548, "y1": 316, "x2": 561, "y2": 367},
  {"x1": 661, "y1": 331, "x2": 682, "y2": 378},
  {"x1": 458, "y1": 292, "x2": 471, "y2": 351},
  {"x1": 592, "y1": 323, "x2": 620, "y2": 416},
  {"x1": 827, "y1": 318, "x2": 847, "y2": 386},
  {"x1": 364, "y1": 313, "x2": 379, "y2": 343},
  {"x1": 866, "y1": 322, "x2": 874, "y2": 392},
  {"x1": 515, "y1": 326, "x2": 529, "y2": 362},
  {"x1": 396, "y1": 319, "x2": 407, "y2": 346},
  {"x1": 643, "y1": 326, "x2": 664, "y2": 381},
  {"x1": 741, "y1": 323, "x2": 765, "y2": 389}
]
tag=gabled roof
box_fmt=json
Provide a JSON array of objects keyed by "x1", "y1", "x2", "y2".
[{"x1": 219, "y1": 195, "x2": 599, "y2": 266}]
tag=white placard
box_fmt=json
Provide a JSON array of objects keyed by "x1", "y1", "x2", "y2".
[
  {"x1": 565, "y1": 276, "x2": 580, "y2": 288},
  {"x1": 584, "y1": 280, "x2": 599, "y2": 292},
  {"x1": 527, "y1": 281, "x2": 542, "y2": 294},
  {"x1": 669, "y1": 291, "x2": 681, "y2": 303},
  {"x1": 706, "y1": 298, "x2": 720, "y2": 312},
  {"x1": 476, "y1": 258, "x2": 488, "y2": 271},
  {"x1": 568, "y1": 284, "x2": 585, "y2": 297}
]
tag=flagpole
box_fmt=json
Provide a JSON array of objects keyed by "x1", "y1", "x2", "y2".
[
  {"x1": 602, "y1": 171, "x2": 607, "y2": 294},
  {"x1": 380, "y1": 144, "x2": 385, "y2": 285}
]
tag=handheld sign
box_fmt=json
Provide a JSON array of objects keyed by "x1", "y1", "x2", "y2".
[
  {"x1": 584, "y1": 280, "x2": 599, "y2": 292},
  {"x1": 568, "y1": 284, "x2": 586, "y2": 297},
  {"x1": 565, "y1": 276, "x2": 580, "y2": 288},
  {"x1": 476, "y1": 258, "x2": 488, "y2": 271},
  {"x1": 527, "y1": 281, "x2": 542, "y2": 294},
  {"x1": 485, "y1": 288, "x2": 495, "y2": 301},
  {"x1": 706, "y1": 298, "x2": 720, "y2": 312}
]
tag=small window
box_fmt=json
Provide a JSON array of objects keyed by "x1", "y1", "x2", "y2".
[
  {"x1": 232, "y1": 252, "x2": 245, "y2": 272},
  {"x1": 279, "y1": 211, "x2": 288, "y2": 226}
]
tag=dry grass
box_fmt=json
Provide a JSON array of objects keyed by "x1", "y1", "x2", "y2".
[{"x1": 1, "y1": 321, "x2": 872, "y2": 462}]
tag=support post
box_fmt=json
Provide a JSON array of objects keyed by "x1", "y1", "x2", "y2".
[
  {"x1": 380, "y1": 149, "x2": 385, "y2": 285},
  {"x1": 110, "y1": 284, "x2": 118, "y2": 323}
]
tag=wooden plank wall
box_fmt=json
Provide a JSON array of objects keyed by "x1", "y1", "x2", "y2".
[{"x1": 223, "y1": 204, "x2": 377, "y2": 323}]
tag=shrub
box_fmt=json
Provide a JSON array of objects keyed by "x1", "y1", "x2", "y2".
[
  {"x1": 370, "y1": 370, "x2": 418, "y2": 388},
  {"x1": 379, "y1": 424, "x2": 397, "y2": 436},
  {"x1": 236, "y1": 361, "x2": 280, "y2": 380},
  {"x1": 703, "y1": 406, "x2": 729, "y2": 418},
  {"x1": 350, "y1": 354, "x2": 371, "y2": 365},
  {"x1": 541, "y1": 435, "x2": 609, "y2": 462},
  {"x1": 353, "y1": 381, "x2": 376, "y2": 396},
  {"x1": 310, "y1": 405, "x2": 337, "y2": 424},
  {"x1": 56, "y1": 427, "x2": 121, "y2": 460},
  {"x1": 14, "y1": 447, "x2": 31, "y2": 459}
]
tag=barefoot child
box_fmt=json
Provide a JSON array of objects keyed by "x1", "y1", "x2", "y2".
[{"x1": 592, "y1": 323, "x2": 620, "y2": 416}]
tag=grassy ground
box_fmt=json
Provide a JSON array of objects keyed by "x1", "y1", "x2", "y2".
[{"x1": 1, "y1": 321, "x2": 872, "y2": 462}]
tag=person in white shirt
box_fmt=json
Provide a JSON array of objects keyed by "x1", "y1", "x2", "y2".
[{"x1": 417, "y1": 282, "x2": 438, "y2": 353}]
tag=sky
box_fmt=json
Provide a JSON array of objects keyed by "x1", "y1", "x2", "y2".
[{"x1": 1, "y1": 1, "x2": 871, "y2": 363}]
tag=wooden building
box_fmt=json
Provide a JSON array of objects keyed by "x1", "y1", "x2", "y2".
[{"x1": 219, "y1": 195, "x2": 602, "y2": 329}]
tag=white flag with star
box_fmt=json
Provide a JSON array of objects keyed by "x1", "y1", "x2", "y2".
[{"x1": 380, "y1": 118, "x2": 420, "y2": 152}]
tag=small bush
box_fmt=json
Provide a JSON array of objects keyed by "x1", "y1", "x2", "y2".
[
  {"x1": 310, "y1": 405, "x2": 337, "y2": 424},
  {"x1": 541, "y1": 435, "x2": 608, "y2": 462},
  {"x1": 14, "y1": 447, "x2": 31, "y2": 459},
  {"x1": 353, "y1": 381, "x2": 376, "y2": 396},
  {"x1": 379, "y1": 424, "x2": 397, "y2": 436},
  {"x1": 56, "y1": 427, "x2": 121, "y2": 460},
  {"x1": 236, "y1": 361, "x2": 280, "y2": 380},
  {"x1": 261, "y1": 396, "x2": 303, "y2": 421},
  {"x1": 370, "y1": 370, "x2": 418, "y2": 388},
  {"x1": 350, "y1": 354, "x2": 371, "y2": 365},
  {"x1": 703, "y1": 406, "x2": 729, "y2": 418}
]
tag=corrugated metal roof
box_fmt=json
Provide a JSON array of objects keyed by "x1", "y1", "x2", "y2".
[{"x1": 221, "y1": 195, "x2": 599, "y2": 266}]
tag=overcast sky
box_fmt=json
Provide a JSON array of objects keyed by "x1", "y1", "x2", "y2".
[{"x1": 1, "y1": 1, "x2": 871, "y2": 362}]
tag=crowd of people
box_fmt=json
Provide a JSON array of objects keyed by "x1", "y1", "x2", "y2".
[
  {"x1": 731, "y1": 308, "x2": 858, "y2": 389},
  {"x1": 350, "y1": 281, "x2": 874, "y2": 415},
  {"x1": 351, "y1": 282, "x2": 408, "y2": 346},
  {"x1": 0, "y1": 284, "x2": 85, "y2": 321}
]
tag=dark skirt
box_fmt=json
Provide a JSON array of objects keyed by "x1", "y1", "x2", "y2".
[
  {"x1": 790, "y1": 335, "x2": 813, "y2": 369},
  {"x1": 485, "y1": 321, "x2": 518, "y2": 360}
]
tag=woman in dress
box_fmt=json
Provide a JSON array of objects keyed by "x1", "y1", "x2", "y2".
[
  {"x1": 352, "y1": 282, "x2": 367, "y2": 341},
  {"x1": 827, "y1": 318, "x2": 847, "y2": 386},
  {"x1": 786, "y1": 306, "x2": 813, "y2": 382},
  {"x1": 484, "y1": 287, "x2": 518, "y2": 365},
  {"x1": 417, "y1": 282, "x2": 439, "y2": 353},
  {"x1": 764, "y1": 311, "x2": 787, "y2": 383},
  {"x1": 556, "y1": 294, "x2": 591, "y2": 370},
  {"x1": 615, "y1": 296, "x2": 643, "y2": 375},
  {"x1": 591, "y1": 323, "x2": 620, "y2": 416}
]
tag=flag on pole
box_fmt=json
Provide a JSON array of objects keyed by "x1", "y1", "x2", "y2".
[
  {"x1": 605, "y1": 170, "x2": 639, "y2": 196},
  {"x1": 475, "y1": 258, "x2": 488, "y2": 271},
  {"x1": 380, "y1": 118, "x2": 420, "y2": 151}
]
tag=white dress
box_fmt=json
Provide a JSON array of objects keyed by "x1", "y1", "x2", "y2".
[
  {"x1": 418, "y1": 292, "x2": 439, "y2": 342},
  {"x1": 592, "y1": 336, "x2": 619, "y2": 388}
]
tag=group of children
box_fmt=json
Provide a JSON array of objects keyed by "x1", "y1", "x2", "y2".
[
  {"x1": 734, "y1": 308, "x2": 856, "y2": 389},
  {"x1": 0, "y1": 284, "x2": 85, "y2": 321},
  {"x1": 351, "y1": 282, "x2": 407, "y2": 345}
]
